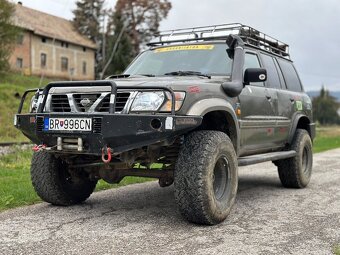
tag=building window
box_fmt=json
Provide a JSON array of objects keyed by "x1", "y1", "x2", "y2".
[
  {"x1": 83, "y1": 47, "x2": 86, "y2": 52},
  {"x1": 41, "y1": 53, "x2": 47, "y2": 68},
  {"x1": 61, "y1": 42, "x2": 69, "y2": 48},
  {"x1": 16, "y1": 34, "x2": 24, "y2": 45},
  {"x1": 82, "y1": 61, "x2": 87, "y2": 75},
  {"x1": 41, "y1": 37, "x2": 47, "y2": 43},
  {"x1": 61, "y1": 57, "x2": 68, "y2": 72},
  {"x1": 16, "y1": 58, "x2": 23, "y2": 69}
]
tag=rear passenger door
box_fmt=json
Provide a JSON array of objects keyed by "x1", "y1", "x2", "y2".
[
  {"x1": 260, "y1": 53, "x2": 290, "y2": 146},
  {"x1": 238, "y1": 52, "x2": 278, "y2": 155},
  {"x1": 275, "y1": 58, "x2": 305, "y2": 139}
]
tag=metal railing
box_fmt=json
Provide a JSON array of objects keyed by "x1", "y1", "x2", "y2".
[{"x1": 147, "y1": 23, "x2": 290, "y2": 58}]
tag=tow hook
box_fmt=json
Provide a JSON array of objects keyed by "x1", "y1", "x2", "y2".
[
  {"x1": 32, "y1": 144, "x2": 47, "y2": 152},
  {"x1": 102, "y1": 147, "x2": 112, "y2": 163}
]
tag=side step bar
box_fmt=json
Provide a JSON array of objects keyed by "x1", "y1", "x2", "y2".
[{"x1": 238, "y1": 150, "x2": 297, "y2": 167}]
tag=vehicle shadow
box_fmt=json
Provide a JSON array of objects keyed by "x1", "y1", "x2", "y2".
[{"x1": 52, "y1": 172, "x2": 285, "y2": 227}]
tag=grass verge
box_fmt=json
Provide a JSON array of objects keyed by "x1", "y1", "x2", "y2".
[
  {"x1": 0, "y1": 72, "x2": 56, "y2": 143},
  {"x1": 313, "y1": 126, "x2": 340, "y2": 153},
  {"x1": 334, "y1": 245, "x2": 340, "y2": 255}
]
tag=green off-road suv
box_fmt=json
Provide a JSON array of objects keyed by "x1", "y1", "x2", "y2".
[{"x1": 15, "y1": 24, "x2": 315, "y2": 225}]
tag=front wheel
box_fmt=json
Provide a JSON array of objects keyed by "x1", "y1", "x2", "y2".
[
  {"x1": 174, "y1": 131, "x2": 238, "y2": 225},
  {"x1": 31, "y1": 151, "x2": 97, "y2": 205},
  {"x1": 276, "y1": 129, "x2": 313, "y2": 188}
]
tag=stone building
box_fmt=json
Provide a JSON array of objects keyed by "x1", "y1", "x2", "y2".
[{"x1": 9, "y1": 3, "x2": 97, "y2": 80}]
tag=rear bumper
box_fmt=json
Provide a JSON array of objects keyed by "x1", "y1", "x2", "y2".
[{"x1": 15, "y1": 113, "x2": 202, "y2": 155}]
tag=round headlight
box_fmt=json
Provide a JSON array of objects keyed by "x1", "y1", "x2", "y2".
[{"x1": 130, "y1": 92, "x2": 165, "y2": 112}]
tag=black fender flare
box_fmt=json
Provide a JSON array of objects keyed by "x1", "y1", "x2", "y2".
[
  {"x1": 288, "y1": 114, "x2": 314, "y2": 143},
  {"x1": 186, "y1": 98, "x2": 240, "y2": 154}
]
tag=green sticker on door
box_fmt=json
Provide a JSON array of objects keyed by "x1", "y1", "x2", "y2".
[{"x1": 295, "y1": 101, "x2": 303, "y2": 111}]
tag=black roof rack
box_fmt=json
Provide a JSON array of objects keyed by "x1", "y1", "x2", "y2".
[{"x1": 147, "y1": 23, "x2": 290, "y2": 59}]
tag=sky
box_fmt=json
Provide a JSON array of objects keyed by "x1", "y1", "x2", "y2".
[{"x1": 13, "y1": 0, "x2": 340, "y2": 91}]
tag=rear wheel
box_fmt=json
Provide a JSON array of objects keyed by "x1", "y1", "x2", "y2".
[
  {"x1": 276, "y1": 129, "x2": 313, "y2": 188},
  {"x1": 174, "y1": 131, "x2": 238, "y2": 225},
  {"x1": 31, "y1": 151, "x2": 97, "y2": 205}
]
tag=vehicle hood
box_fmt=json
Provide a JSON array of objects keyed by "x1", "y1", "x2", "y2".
[{"x1": 48, "y1": 76, "x2": 229, "y2": 94}]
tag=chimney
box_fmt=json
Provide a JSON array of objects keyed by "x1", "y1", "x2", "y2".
[{"x1": 18, "y1": 1, "x2": 23, "y2": 5}]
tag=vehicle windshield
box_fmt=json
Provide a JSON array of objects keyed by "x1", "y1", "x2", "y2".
[{"x1": 124, "y1": 44, "x2": 233, "y2": 76}]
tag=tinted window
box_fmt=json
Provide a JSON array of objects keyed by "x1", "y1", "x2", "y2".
[
  {"x1": 260, "y1": 54, "x2": 281, "y2": 89},
  {"x1": 277, "y1": 59, "x2": 302, "y2": 92},
  {"x1": 244, "y1": 53, "x2": 263, "y2": 86}
]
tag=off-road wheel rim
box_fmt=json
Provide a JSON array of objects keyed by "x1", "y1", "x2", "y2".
[
  {"x1": 213, "y1": 156, "x2": 231, "y2": 201},
  {"x1": 302, "y1": 146, "x2": 312, "y2": 176}
]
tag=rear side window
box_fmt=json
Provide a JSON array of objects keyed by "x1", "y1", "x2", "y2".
[
  {"x1": 260, "y1": 54, "x2": 281, "y2": 89},
  {"x1": 277, "y1": 59, "x2": 302, "y2": 92}
]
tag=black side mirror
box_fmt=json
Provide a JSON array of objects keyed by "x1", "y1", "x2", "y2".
[{"x1": 244, "y1": 68, "x2": 267, "y2": 86}]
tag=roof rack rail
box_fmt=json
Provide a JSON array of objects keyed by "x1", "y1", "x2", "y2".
[{"x1": 147, "y1": 23, "x2": 290, "y2": 59}]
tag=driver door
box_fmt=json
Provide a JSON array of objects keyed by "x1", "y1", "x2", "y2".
[{"x1": 238, "y1": 52, "x2": 278, "y2": 156}]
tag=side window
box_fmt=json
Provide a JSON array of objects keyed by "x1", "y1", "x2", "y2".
[
  {"x1": 277, "y1": 59, "x2": 302, "y2": 92},
  {"x1": 61, "y1": 57, "x2": 68, "y2": 72},
  {"x1": 260, "y1": 54, "x2": 281, "y2": 89},
  {"x1": 244, "y1": 53, "x2": 263, "y2": 86}
]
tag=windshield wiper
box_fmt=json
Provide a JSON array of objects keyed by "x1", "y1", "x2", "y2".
[
  {"x1": 132, "y1": 74, "x2": 156, "y2": 77},
  {"x1": 164, "y1": 71, "x2": 211, "y2": 79}
]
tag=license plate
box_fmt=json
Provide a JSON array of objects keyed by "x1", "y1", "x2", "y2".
[{"x1": 43, "y1": 118, "x2": 92, "y2": 131}]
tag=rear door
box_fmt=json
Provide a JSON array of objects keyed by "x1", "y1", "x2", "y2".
[
  {"x1": 260, "y1": 53, "x2": 290, "y2": 146},
  {"x1": 275, "y1": 58, "x2": 305, "y2": 140},
  {"x1": 238, "y1": 51, "x2": 278, "y2": 155}
]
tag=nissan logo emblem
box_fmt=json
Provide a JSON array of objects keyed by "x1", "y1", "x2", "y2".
[{"x1": 80, "y1": 98, "x2": 92, "y2": 107}]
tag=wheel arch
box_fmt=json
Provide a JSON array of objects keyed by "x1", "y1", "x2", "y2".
[
  {"x1": 289, "y1": 114, "x2": 314, "y2": 143},
  {"x1": 186, "y1": 98, "x2": 240, "y2": 154}
]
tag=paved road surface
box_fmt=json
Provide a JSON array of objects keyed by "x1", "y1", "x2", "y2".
[{"x1": 0, "y1": 149, "x2": 339, "y2": 255}]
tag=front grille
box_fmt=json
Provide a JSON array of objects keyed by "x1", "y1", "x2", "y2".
[
  {"x1": 36, "y1": 116, "x2": 44, "y2": 132},
  {"x1": 51, "y1": 95, "x2": 71, "y2": 112},
  {"x1": 49, "y1": 92, "x2": 131, "y2": 113},
  {"x1": 73, "y1": 94, "x2": 101, "y2": 112},
  {"x1": 97, "y1": 92, "x2": 131, "y2": 112}
]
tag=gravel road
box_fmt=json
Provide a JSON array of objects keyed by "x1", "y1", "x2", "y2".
[{"x1": 0, "y1": 149, "x2": 339, "y2": 255}]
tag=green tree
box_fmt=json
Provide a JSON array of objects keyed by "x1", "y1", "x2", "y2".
[
  {"x1": 0, "y1": 0, "x2": 19, "y2": 73},
  {"x1": 313, "y1": 86, "x2": 340, "y2": 125},
  {"x1": 100, "y1": 11, "x2": 134, "y2": 77},
  {"x1": 72, "y1": 0, "x2": 105, "y2": 76},
  {"x1": 114, "y1": 0, "x2": 172, "y2": 55}
]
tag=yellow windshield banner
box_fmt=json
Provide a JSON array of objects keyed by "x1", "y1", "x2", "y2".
[{"x1": 155, "y1": 45, "x2": 215, "y2": 53}]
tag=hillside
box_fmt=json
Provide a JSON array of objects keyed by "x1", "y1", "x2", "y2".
[{"x1": 0, "y1": 72, "x2": 55, "y2": 142}]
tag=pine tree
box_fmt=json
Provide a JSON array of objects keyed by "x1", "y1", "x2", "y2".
[
  {"x1": 102, "y1": 12, "x2": 134, "y2": 76},
  {"x1": 72, "y1": 0, "x2": 105, "y2": 76},
  {"x1": 313, "y1": 86, "x2": 340, "y2": 125},
  {"x1": 114, "y1": 0, "x2": 172, "y2": 55},
  {"x1": 0, "y1": 0, "x2": 19, "y2": 73}
]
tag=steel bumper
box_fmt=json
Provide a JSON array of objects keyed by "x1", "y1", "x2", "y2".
[{"x1": 15, "y1": 113, "x2": 202, "y2": 155}]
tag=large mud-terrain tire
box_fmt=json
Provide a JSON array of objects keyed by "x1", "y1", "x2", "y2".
[
  {"x1": 31, "y1": 151, "x2": 97, "y2": 205},
  {"x1": 277, "y1": 129, "x2": 313, "y2": 188},
  {"x1": 174, "y1": 131, "x2": 238, "y2": 225}
]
